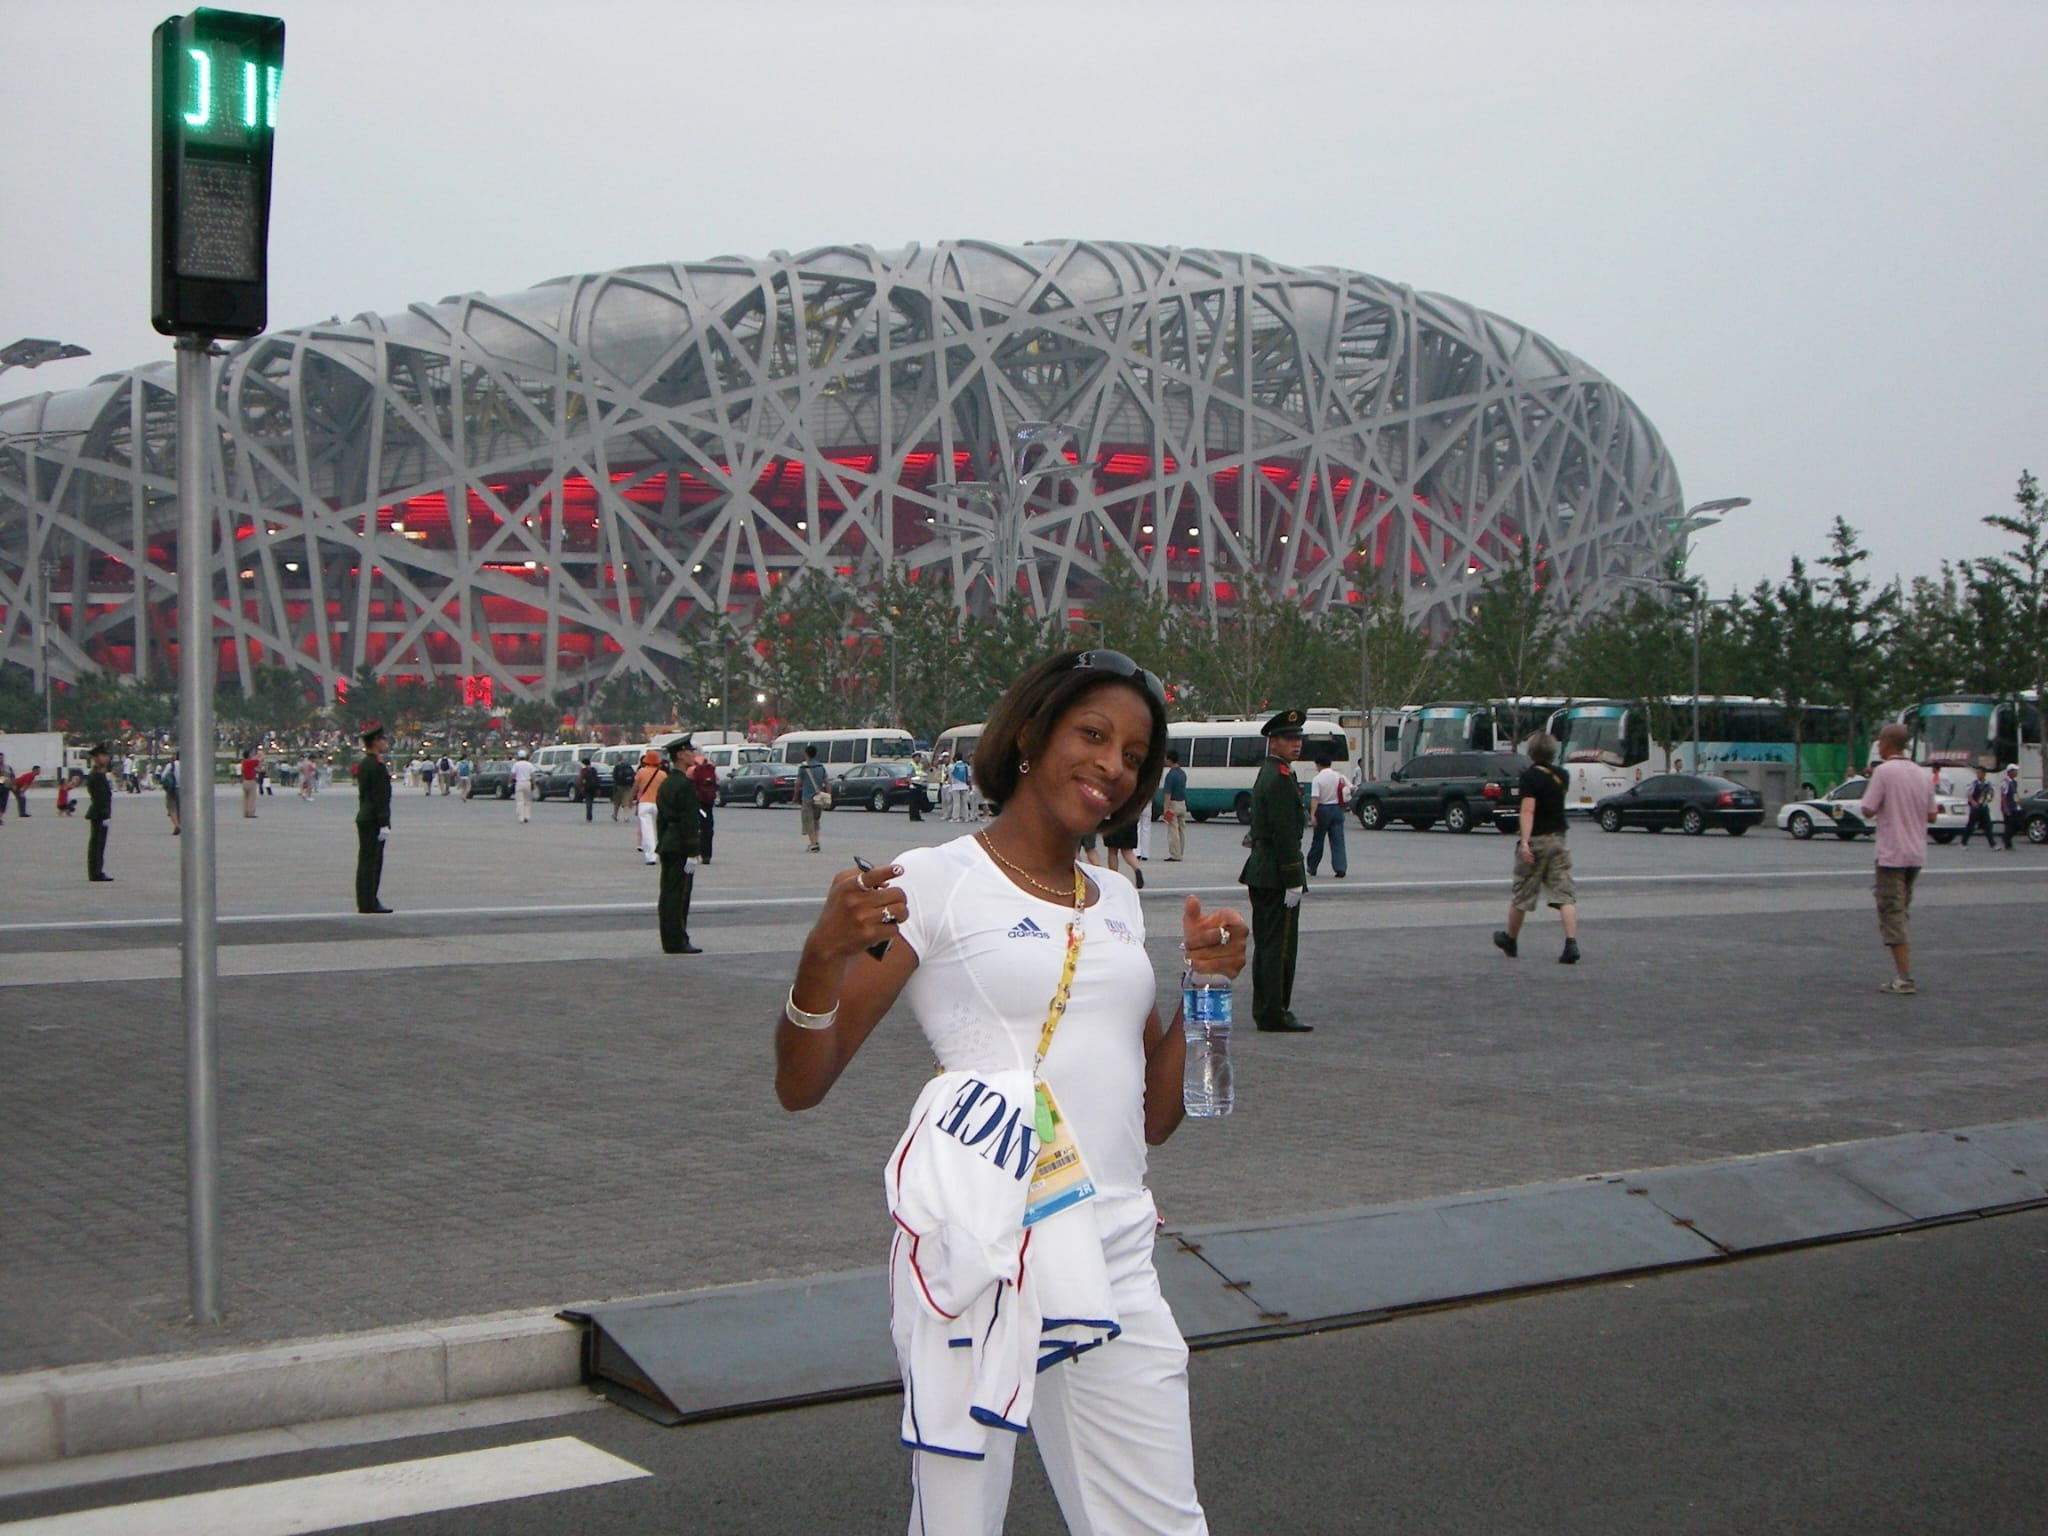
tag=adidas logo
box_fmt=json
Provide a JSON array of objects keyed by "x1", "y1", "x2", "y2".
[{"x1": 1007, "y1": 917, "x2": 1051, "y2": 940}]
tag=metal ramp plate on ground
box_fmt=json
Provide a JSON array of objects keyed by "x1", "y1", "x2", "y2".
[
  {"x1": 1170, "y1": 1179, "x2": 1720, "y2": 1326},
  {"x1": 563, "y1": 1269, "x2": 894, "y2": 1424},
  {"x1": 563, "y1": 1118, "x2": 2048, "y2": 1427}
]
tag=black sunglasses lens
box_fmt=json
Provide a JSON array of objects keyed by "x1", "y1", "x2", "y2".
[{"x1": 1072, "y1": 650, "x2": 1165, "y2": 707}]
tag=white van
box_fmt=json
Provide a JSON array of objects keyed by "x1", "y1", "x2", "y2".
[
  {"x1": 772, "y1": 727, "x2": 919, "y2": 768},
  {"x1": 698, "y1": 741, "x2": 771, "y2": 783},
  {"x1": 931, "y1": 723, "x2": 983, "y2": 770},
  {"x1": 531, "y1": 741, "x2": 604, "y2": 800}
]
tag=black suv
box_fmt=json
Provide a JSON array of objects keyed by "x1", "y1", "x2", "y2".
[{"x1": 1353, "y1": 751, "x2": 1527, "y2": 834}]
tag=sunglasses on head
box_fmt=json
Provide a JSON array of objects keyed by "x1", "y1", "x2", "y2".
[{"x1": 1069, "y1": 649, "x2": 1167, "y2": 710}]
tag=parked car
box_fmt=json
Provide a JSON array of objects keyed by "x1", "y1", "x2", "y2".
[
  {"x1": 2015, "y1": 787, "x2": 2048, "y2": 844},
  {"x1": 829, "y1": 759, "x2": 932, "y2": 813},
  {"x1": 532, "y1": 742, "x2": 604, "y2": 800},
  {"x1": 726, "y1": 761, "x2": 801, "y2": 808},
  {"x1": 1778, "y1": 777, "x2": 1969, "y2": 843},
  {"x1": 468, "y1": 759, "x2": 516, "y2": 799},
  {"x1": 1595, "y1": 773, "x2": 1763, "y2": 835},
  {"x1": 1351, "y1": 751, "x2": 1527, "y2": 834}
]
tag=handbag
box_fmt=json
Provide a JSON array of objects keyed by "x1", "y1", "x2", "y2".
[{"x1": 811, "y1": 789, "x2": 833, "y2": 808}]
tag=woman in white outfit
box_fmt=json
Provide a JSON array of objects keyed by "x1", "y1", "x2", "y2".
[{"x1": 777, "y1": 650, "x2": 1248, "y2": 1536}]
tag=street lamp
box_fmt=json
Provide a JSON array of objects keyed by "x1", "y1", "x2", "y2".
[
  {"x1": 932, "y1": 421, "x2": 1089, "y2": 611},
  {"x1": 38, "y1": 557, "x2": 56, "y2": 731},
  {"x1": 1, "y1": 337, "x2": 91, "y2": 377},
  {"x1": 1666, "y1": 497, "x2": 1749, "y2": 575}
]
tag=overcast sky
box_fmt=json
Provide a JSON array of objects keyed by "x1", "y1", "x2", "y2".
[{"x1": 5, "y1": 0, "x2": 2043, "y2": 599}]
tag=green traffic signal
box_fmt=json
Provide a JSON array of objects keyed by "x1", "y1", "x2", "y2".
[{"x1": 151, "y1": 8, "x2": 285, "y2": 339}]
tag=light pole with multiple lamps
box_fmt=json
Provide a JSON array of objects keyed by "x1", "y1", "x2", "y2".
[
  {"x1": 0, "y1": 337, "x2": 91, "y2": 378},
  {"x1": 932, "y1": 421, "x2": 1090, "y2": 614},
  {"x1": 37, "y1": 558, "x2": 56, "y2": 731}
]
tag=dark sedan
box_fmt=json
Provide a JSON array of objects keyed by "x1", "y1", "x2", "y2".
[
  {"x1": 727, "y1": 761, "x2": 801, "y2": 808},
  {"x1": 1595, "y1": 773, "x2": 1763, "y2": 836},
  {"x1": 829, "y1": 759, "x2": 931, "y2": 813},
  {"x1": 467, "y1": 759, "x2": 516, "y2": 799}
]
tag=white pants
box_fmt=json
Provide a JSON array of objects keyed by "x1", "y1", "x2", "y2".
[
  {"x1": 515, "y1": 782, "x2": 532, "y2": 822},
  {"x1": 907, "y1": 1193, "x2": 1206, "y2": 1536},
  {"x1": 637, "y1": 800, "x2": 658, "y2": 862}
]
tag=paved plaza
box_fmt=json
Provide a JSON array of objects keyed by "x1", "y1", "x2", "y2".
[{"x1": 4, "y1": 785, "x2": 2044, "y2": 1377}]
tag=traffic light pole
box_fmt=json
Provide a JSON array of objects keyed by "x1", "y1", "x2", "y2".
[{"x1": 176, "y1": 334, "x2": 223, "y2": 1326}]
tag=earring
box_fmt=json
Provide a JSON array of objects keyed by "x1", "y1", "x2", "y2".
[{"x1": 1019, "y1": 759, "x2": 1031, "y2": 775}]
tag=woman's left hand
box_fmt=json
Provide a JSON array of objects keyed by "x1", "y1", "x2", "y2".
[{"x1": 1180, "y1": 893, "x2": 1248, "y2": 980}]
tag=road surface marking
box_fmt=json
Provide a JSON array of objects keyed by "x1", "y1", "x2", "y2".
[{"x1": 0, "y1": 1435, "x2": 648, "y2": 1535}]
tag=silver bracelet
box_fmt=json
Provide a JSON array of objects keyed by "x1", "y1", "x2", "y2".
[{"x1": 784, "y1": 985, "x2": 838, "y2": 1031}]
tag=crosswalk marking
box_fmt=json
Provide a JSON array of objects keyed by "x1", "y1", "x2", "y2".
[{"x1": 0, "y1": 1436, "x2": 649, "y2": 1535}]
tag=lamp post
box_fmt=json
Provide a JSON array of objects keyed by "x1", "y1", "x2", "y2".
[
  {"x1": 1, "y1": 337, "x2": 91, "y2": 377},
  {"x1": 933, "y1": 421, "x2": 1089, "y2": 613},
  {"x1": 38, "y1": 557, "x2": 56, "y2": 731},
  {"x1": 1666, "y1": 497, "x2": 1748, "y2": 576}
]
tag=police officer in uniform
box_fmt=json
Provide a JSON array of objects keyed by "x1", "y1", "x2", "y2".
[
  {"x1": 1239, "y1": 708, "x2": 1312, "y2": 1032},
  {"x1": 655, "y1": 737, "x2": 704, "y2": 953},
  {"x1": 355, "y1": 724, "x2": 394, "y2": 913},
  {"x1": 84, "y1": 743, "x2": 115, "y2": 882}
]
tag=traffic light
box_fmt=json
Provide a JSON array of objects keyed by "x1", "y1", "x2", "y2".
[{"x1": 151, "y1": 9, "x2": 284, "y2": 339}]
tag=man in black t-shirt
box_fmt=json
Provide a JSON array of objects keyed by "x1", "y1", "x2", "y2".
[{"x1": 1493, "y1": 732, "x2": 1581, "y2": 963}]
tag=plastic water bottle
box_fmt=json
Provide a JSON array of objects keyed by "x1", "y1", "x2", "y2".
[{"x1": 1182, "y1": 965, "x2": 1234, "y2": 1117}]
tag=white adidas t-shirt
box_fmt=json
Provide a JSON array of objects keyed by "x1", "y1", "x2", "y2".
[{"x1": 892, "y1": 834, "x2": 1158, "y2": 1200}]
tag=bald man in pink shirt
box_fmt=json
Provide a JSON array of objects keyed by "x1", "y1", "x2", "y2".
[{"x1": 1859, "y1": 722, "x2": 1937, "y2": 995}]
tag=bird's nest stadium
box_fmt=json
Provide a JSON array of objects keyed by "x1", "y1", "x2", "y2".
[{"x1": 1, "y1": 240, "x2": 1684, "y2": 706}]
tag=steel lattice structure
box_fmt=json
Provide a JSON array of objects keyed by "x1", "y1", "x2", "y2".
[{"x1": 1, "y1": 240, "x2": 1684, "y2": 704}]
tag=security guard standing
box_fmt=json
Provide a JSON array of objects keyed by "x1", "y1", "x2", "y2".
[
  {"x1": 1239, "y1": 708, "x2": 1312, "y2": 1032},
  {"x1": 84, "y1": 743, "x2": 115, "y2": 882},
  {"x1": 355, "y1": 724, "x2": 394, "y2": 914},
  {"x1": 655, "y1": 738, "x2": 704, "y2": 953}
]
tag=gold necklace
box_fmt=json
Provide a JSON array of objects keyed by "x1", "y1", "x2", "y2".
[{"x1": 977, "y1": 831, "x2": 1079, "y2": 902}]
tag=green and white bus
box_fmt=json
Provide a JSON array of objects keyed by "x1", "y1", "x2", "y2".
[
  {"x1": 1166, "y1": 718, "x2": 1348, "y2": 824},
  {"x1": 1554, "y1": 697, "x2": 1850, "y2": 813}
]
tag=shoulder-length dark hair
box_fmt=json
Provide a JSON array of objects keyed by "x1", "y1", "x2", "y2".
[{"x1": 975, "y1": 650, "x2": 1169, "y2": 831}]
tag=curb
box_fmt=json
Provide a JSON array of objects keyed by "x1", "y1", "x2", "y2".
[
  {"x1": 7, "y1": 1115, "x2": 2046, "y2": 1469},
  {"x1": 0, "y1": 1310, "x2": 581, "y2": 1469}
]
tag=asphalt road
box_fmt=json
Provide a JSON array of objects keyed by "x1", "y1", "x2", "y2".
[{"x1": 6, "y1": 1208, "x2": 2044, "y2": 1534}]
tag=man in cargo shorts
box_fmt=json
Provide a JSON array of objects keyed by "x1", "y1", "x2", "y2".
[
  {"x1": 1494, "y1": 730, "x2": 1580, "y2": 964},
  {"x1": 1859, "y1": 722, "x2": 1936, "y2": 995}
]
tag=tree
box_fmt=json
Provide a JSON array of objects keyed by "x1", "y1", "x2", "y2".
[
  {"x1": 1440, "y1": 545, "x2": 1571, "y2": 703},
  {"x1": 594, "y1": 670, "x2": 676, "y2": 738},
  {"x1": 0, "y1": 663, "x2": 41, "y2": 732},
  {"x1": 1811, "y1": 517, "x2": 1900, "y2": 769},
  {"x1": 1558, "y1": 588, "x2": 1689, "y2": 762},
  {"x1": 1739, "y1": 558, "x2": 1827, "y2": 790},
  {"x1": 217, "y1": 663, "x2": 320, "y2": 742},
  {"x1": 1168, "y1": 578, "x2": 1328, "y2": 719},
  {"x1": 1977, "y1": 469, "x2": 2048, "y2": 781},
  {"x1": 754, "y1": 572, "x2": 878, "y2": 730}
]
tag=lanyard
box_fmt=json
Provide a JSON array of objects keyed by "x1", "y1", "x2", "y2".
[{"x1": 1030, "y1": 869, "x2": 1088, "y2": 1141}]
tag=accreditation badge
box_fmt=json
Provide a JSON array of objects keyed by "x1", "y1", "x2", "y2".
[{"x1": 1023, "y1": 1081, "x2": 1097, "y2": 1227}]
